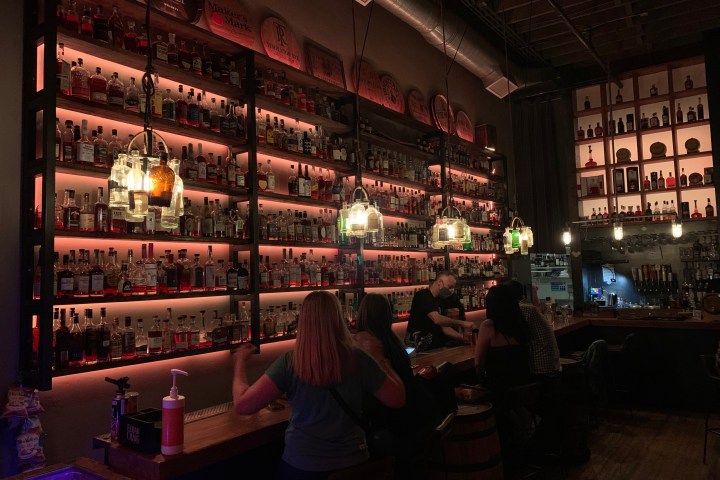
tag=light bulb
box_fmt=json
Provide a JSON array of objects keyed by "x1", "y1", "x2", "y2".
[
  {"x1": 671, "y1": 221, "x2": 682, "y2": 238},
  {"x1": 562, "y1": 229, "x2": 572, "y2": 246},
  {"x1": 613, "y1": 223, "x2": 624, "y2": 241}
]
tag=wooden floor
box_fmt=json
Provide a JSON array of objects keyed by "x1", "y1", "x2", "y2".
[{"x1": 567, "y1": 409, "x2": 720, "y2": 480}]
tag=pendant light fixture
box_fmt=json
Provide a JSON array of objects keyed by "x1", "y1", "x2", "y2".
[
  {"x1": 562, "y1": 226, "x2": 572, "y2": 246},
  {"x1": 344, "y1": 1, "x2": 382, "y2": 239},
  {"x1": 503, "y1": 215, "x2": 534, "y2": 255},
  {"x1": 120, "y1": 1, "x2": 181, "y2": 220},
  {"x1": 671, "y1": 218, "x2": 683, "y2": 238}
]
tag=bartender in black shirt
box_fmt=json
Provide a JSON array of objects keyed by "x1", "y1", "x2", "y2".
[{"x1": 406, "y1": 272, "x2": 475, "y2": 349}]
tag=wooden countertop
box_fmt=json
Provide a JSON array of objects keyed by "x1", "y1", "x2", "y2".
[{"x1": 588, "y1": 318, "x2": 720, "y2": 330}]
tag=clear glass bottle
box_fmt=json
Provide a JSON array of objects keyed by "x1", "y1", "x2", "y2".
[
  {"x1": 110, "y1": 317, "x2": 122, "y2": 361},
  {"x1": 147, "y1": 316, "x2": 163, "y2": 355},
  {"x1": 121, "y1": 317, "x2": 136, "y2": 359},
  {"x1": 135, "y1": 319, "x2": 148, "y2": 357},
  {"x1": 71, "y1": 58, "x2": 90, "y2": 100},
  {"x1": 89, "y1": 67, "x2": 108, "y2": 104},
  {"x1": 124, "y1": 77, "x2": 140, "y2": 112}
]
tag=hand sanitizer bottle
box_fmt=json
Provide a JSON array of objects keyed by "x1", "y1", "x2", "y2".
[{"x1": 161, "y1": 368, "x2": 189, "y2": 455}]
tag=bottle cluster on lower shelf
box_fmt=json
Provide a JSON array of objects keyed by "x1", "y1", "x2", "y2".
[
  {"x1": 451, "y1": 256, "x2": 507, "y2": 279},
  {"x1": 365, "y1": 256, "x2": 442, "y2": 285},
  {"x1": 366, "y1": 181, "x2": 432, "y2": 217},
  {"x1": 587, "y1": 199, "x2": 715, "y2": 223},
  {"x1": 259, "y1": 206, "x2": 338, "y2": 244},
  {"x1": 447, "y1": 172, "x2": 505, "y2": 201},
  {"x1": 437, "y1": 201, "x2": 504, "y2": 226},
  {"x1": 260, "y1": 303, "x2": 299, "y2": 339},
  {"x1": 50, "y1": 304, "x2": 251, "y2": 371},
  {"x1": 361, "y1": 143, "x2": 435, "y2": 185},
  {"x1": 46, "y1": 243, "x2": 249, "y2": 300},
  {"x1": 458, "y1": 284, "x2": 488, "y2": 311},
  {"x1": 258, "y1": 251, "x2": 358, "y2": 289}
]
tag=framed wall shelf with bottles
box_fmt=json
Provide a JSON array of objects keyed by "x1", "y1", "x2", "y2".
[
  {"x1": 573, "y1": 56, "x2": 716, "y2": 225},
  {"x1": 21, "y1": 0, "x2": 510, "y2": 389}
]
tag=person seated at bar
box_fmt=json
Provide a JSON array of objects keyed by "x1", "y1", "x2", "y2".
[
  {"x1": 232, "y1": 291, "x2": 406, "y2": 480},
  {"x1": 505, "y1": 280, "x2": 560, "y2": 379},
  {"x1": 406, "y1": 272, "x2": 475, "y2": 350},
  {"x1": 474, "y1": 284, "x2": 531, "y2": 397},
  {"x1": 355, "y1": 293, "x2": 447, "y2": 479}
]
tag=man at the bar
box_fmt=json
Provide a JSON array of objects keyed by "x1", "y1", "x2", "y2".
[{"x1": 406, "y1": 272, "x2": 475, "y2": 350}]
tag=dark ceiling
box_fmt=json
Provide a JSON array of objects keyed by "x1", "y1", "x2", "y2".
[{"x1": 452, "y1": 0, "x2": 720, "y2": 79}]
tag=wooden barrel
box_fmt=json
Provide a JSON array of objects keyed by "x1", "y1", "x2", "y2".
[{"x1": 429, "y1": 403, "x2": 503, "y2": 480}]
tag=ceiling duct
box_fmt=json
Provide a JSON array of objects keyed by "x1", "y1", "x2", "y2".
[{"x1": 374, "y1": 0, "x2": 549, "y2": 97}]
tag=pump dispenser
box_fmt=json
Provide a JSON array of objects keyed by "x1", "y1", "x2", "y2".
[{"x1": 161, "y1": 368, "x2": 188, "y2": 455}]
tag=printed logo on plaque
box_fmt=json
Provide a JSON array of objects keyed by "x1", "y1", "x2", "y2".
[
  {"x1": 260, "y1": 17, "x2": 302, "y2": 70},
  {"x1": 351, "y1": 60, "x2": 384, "y2": 105},
  {"x1": 151, "y1": 0, "x2": 201, "y2": 23},
  {"x1": 455, "y1": 111, "x2": 473, "y2": 142},
  {"x1": 305, "y1": 43, "x2": 346, "y2": 89},
  {"x1": 204, "y1": 0, "x2": 255, "y2": 47},
  {"x1": 407, "y1": 89, "x2": 432, "y2": 125},
  {"x1": 379, "y1": 74, "x2": 405, "y2": 113},
  {"x1": 431, "y1": 94, "x2": 455, "y2": 133}
]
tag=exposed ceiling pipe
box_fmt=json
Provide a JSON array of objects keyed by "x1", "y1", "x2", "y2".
[{"x1": 373, "y1": 0, "x2": 551, "y2": 92}]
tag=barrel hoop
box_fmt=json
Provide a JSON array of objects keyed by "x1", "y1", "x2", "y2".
[{"x1": 429, "y1": 454, "x2": 502, "y2": 472}]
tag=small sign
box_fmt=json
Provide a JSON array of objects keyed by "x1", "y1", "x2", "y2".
[
  {"x1": 455, "y1": 111, "x2": 473, "y2": 142},
  {"x1": 261, "y1": 17, "x2": 302, "y2": 70},
  {"x1": 151, "y1": 0, "x2": 201, "y2": 23},
  {"x1": 431, "y1": 94, "x2": 455, "y2": 133},
  {"x1": 379, "y1": 74, "x2": 405, "y2": 113},
  {"x1": 305, "y1": 43, "x2": 346, "y2": 89},
  {"x1": 407, "y1": 89, "x2": 432, "y2": 125},
  {"x1": 351, "y1": 60, "x2": 384, "y2": 105},
  {"x1": 204, "y1": 0, "x2": 255, "y2": 48}
]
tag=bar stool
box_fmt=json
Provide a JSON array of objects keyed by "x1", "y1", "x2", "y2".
[
  {"x1": 328, "y1": 456, "x2": 394, "y2": 480},
  {"x1": 699, "y1": 354, "x2": 720, "y2": 464}
]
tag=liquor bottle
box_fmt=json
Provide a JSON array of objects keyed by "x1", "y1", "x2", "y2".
[
  {"x1": 148, "y1": 316, "x2": 163, "y2": 355},
  {"x1": 206, "y1": 151, "x2": 218, "y2": 184},
  {"x1": 187, "y1": 91, "x2": 200, "y2": 127},
  {"x1": 90, "y1": 67, "x2": 108, "y2": 104},
  {"x1": 108, "y1": 5, "x2": 124, "y2": 49},
  {"x1": 77, "y1": 119, "x2": 94, "y2": 164},
  {"x1": 661, "y1": 106, "x2": 669, "y2": 127},
  {"x1": 266, "y1": 159, "x2": 275, "y2": 191},
  {"x1": 191, "y1": 42, "x2": 203, "y2": 75},
  {"x1": 666, "y1": 171, "x2": 676, "y2": 189},
  {"x1": 650, "y1": 84, "x2": 658, "y2": 96},
  {"x1": 692, "y1": 200, "x2": 703, "y2": 219},
  {"x1": 62, "y1": 189, "x2": 80, "y2": 230},
  {"x1": 205, "y1": 246, "x2": 216, "y2": 291},
  {"x1": 93, "y1": 125, "x2": 109, "y2": 167},
  {"x1": 167, "y1": 33, "x2": 179, "y2": 67},
  {"x1": 698, "y1": 98, "x2": 705, "y2": 120},
  {"x1": 175, "y1": 85, "x2": 188, "y2": 124},
  {"x1": 143, "y1": 243, "x2": 157, "y2": 295},
  {"x1": 71, "y1": 58, "x2": 90, "y2": 100},
  {"x1": 148, "y1": 152, "x2": 175, "y2": 207},
  {"x1": 585, "y1": 146, "x2": 596, "y2": 168},
  {"x1": 55, "y1": 309, "x2": 70, "y2": 369},
  {"x1": 79, "y1": 192, "x2": 94, "y2": 231},
  {"x1": 209, "y1": 98, "x2": 221, "y2": 132},
  {"x1": 174, "y1": 318, "x2": 189, "y2": 352},
  {"x1": 594, "y1": 122, "x2": 603, "y2": 137},
  {"x1": 685, "y1": 75, "x2": 694, "y2": 90},
  {"x1": 676, "y1": 104, "x2": 683, "y2": 123},
  {"x1": 80, "y1": 6, "x2": 93, "y2": 37},
  {"x1": 616, "y1": 90, "x2": 623, "y2": 103},
  {"x1": 164, "y1": 253, "x2": 179, "y2": 292},
  {"x1": 190, "y1": 254, "x2": 204, "y2": 291},
  {"x1": 135, "y1": 319, "x2": 148, "y2": 357},
  {"x1": 687, "y1": 106, "x2": 697, "y2": 122},
  {"x1": 238, "y1": 260, "x2": 249, "y2": 290},
  {"x1": 643, "y1": 176, "x2": 650, "y2": 191},
  {"x1": 196, "y1": 143, "x2": 207, "y2": 182},
  {"x1": 162, "y1": 88, "x2": 176, "y2": 121},
  {"x1": 121, "y1": 317, "x2": 136, "y2": 359},
  {"x1": 626, "y1": 114, "x2": 634, "y2": 132},
  {"x1": 68, "y1": 314, "x2": 85, "y2": 367},
  {"x1": 110, "y1": 318, "x2": 122, "y2": 361},
  {"x1": 162, "y1": 309, "x2": 174, "y2": 353},
  {"x1": 658, "y1": 171, "x2": 665, "y2": 190},
  {"x1": 584, "y1": 96, "x2": 591, "y2": 110},
  {"x1": 82, "y1": 308, "x2": 98, "y2": 364},
  {"x1": 215, "y1": 259, "x2": 227, "y2": 291},
  {"x1": 226, "y1": 149, "x2": 237, "y2": 188},
  {"x1": 200, "y1": 91, "x2": 211, "y2": 129},
  {"x1": 61, "y1": 120, "x2": 74, "y2": 162},
  {"x1": 107, "y1": 73, "x2": 124, "y2": 109},
  {"x1": 188, "y1": 316, "x2": 201, "y2": 350},
  {"x1": 288, "y1": 164, "x2": 298, "y2": 196},
  {"x1": 640, "y1": 113, "x2": 649, "y2": 130},
  {"x1": 649, "y1": 112, "x2": 659, "y2": 128},
  {"x1": 680, "y1": 168, "x2": 687, "y2": 187},
  {"x1": 707, "y1": 199, "x2": 715, "y2": 218},
  {"x1": 63, "y1": 1, "x2": 79, "y2": 32},
  {"x1": 650, "y1": 172, "x2": 658, "y2": 190},
  {"x1": 161, "y1": 158, "x2": 184, "y2": 230}
]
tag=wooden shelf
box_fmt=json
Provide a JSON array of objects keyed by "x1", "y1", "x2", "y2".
[
  {"x1": 447, "y1": 250, "x2": 505, "y2": 256},
  {"x1": 54, "y1": 289, "x2": 251, "y2": 306},
  {"x1": 358, "y1": 97, "x2": 439, "y2": 135},
  {"x1": 54, "y1": 230, "x2": 252, "y2": 245},
  {"x1": 56, "y1": 95, "x2": 248, "y2": 148},
  {"x1": 638, "y1": 93, "x2": 671, "y2": 106},
  {"x1": 379, "y1": 208, "x2": 432, "y2": 222},
  {"x1": 638, "y1": 125, "x2": 673, "y2": 135},
  {"x1": 467, "y1": 222, "x2": 504, "y2": 230},
  {"x1": 673, "y1": 86, "x2": 708, "y2": 100},
  {"x1": 359, "y1": 131, "x2": 438, "y2": 163},
  {"x1": 606, "y1": 131, "x2": 637, "y2": 141},
  {"x1": 56, "y1": 163, "x2": 250, "y2": 198},
  {"x1": 57, "y1": 31, "x2": 242, "y2": 100},
  {"x1": 449, "y1": 191, "x2": 502, "y2": 204},
  {"x1": 677, "y1": 151, "x2": 713, "y2": 161},
  {"x1": 255, "y1": 145, "x2": 354, "y2": 174},
  {"x1": 430, "y1": 160, "x2": 506, "y2": 183},
  {"x1": 258, "y1": 285, "x2": 350, "y2": 294},
  {"x1": 574, "y1": 106, "x2": 603, "y2": 118},
  {"x1": 575, "y1": 136, "x2": 605, "y2": 146},
  {"x1": 444, "y1": 135, "x2": 506, "y2": 161},
  {"x1": 255, "y1": 55, "x2": 351, "y2": 99},
  {"x1": 359, "y1": 169, "x2": 442, "y2": 194},
  {"x1": 578, "y1": 194, "x2": 609, "y2": 201},
  {"x1": 258, "y1": 240, "x2": 339, "y2": 249},
  {"x1": 365, "y1": 281, "x2": 430, "y2": 288},
  {"x1": 675, "y1": 119, "x2": 711, "y2": 131},
  {"x1": 258, "y1": 191, "x2": 340, "y2": 208},
  {"x1": 576, "y1": 165, "x2": 608, "y2": 173},
  {"x1": 641, "y1": 156, "x2": 675, "y2": 165},
  {"x1": 680, "y1": 184, "x2": 714, "y2": 192},
  {"x1": 255, "y1": 95, "x2": 350, "y2": 134},
  {"x1": 351, "y1": 246, "x2": 445, "y2": 254}
]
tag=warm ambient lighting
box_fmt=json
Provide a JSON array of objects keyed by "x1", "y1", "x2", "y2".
[
  {"x1": 341, "y1": 186, "x2": 383, "y2": 238},
  {"x1": 562, "y1": 228, "x2": 572, "y2": 246},
  {"x1": 613, "y1": 222, "x2": 624, "y2": 240},
  {"x1": 431, "y1": 206, "x2": 470, "y2": 249},
  {"x1": 503, "y1": 216, "x2": 534, "y2": 255},
  {"x1": 671, "y1": 219, "x2": 683, "y2": 238}
]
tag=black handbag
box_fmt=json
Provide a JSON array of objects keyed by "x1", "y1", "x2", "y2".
[{"x1": 329, "y1": 387, "x2": 396, "y2": 459}]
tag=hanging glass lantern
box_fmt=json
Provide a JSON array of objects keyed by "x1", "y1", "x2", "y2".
[
  {"x1": 503, "y1": 216, "x2": 534, "y2": 255},
  {"x1": 431, "y1": 206, "x2": 466, "y2": 249},
  {"x1": 671, "y1": 218, "x2": 682, "y2": 238},
  {"x1": 343, "y1": 186, "x2": 381, "y2": 238}
]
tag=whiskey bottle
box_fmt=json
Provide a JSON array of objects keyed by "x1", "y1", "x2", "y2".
[
  {"x1": 90, "y1": 67, "x2": 108, "y2": 104},
  {"x1": 61, "y1": 120, "x2": 74, "y2": 162},
  {"x1": 697, "y1": 98, "x2": 705, "y2": 120},
  {"x1": 626, "y1": 114, "x2": 634, "y2": 132},
  {"x1": 643, "y1": 176, "x2": 651, "y2": 191},
  {"x1": 108, "y1": 5, "x2": 124, "y2": 49},
  {"x1": 640, "y1": 113, "x2": 649, "y2": 130},
  {"x1": 188, "y1": 316, "x2": 201, "y2": 350},
  {"x1": 666, "y1": 171, "x2": 676, "y2": 188},
  {"x1": 80, "y1": 6, "x2": 93, "y2": 38},
  {"x1": 680, "y1": 168, "x2": 688, "y2": 187},
  {"x1": 79, "y1": 192, "x2": 94, "y2": 231},
  {"x1": 662, "y1": 106, "x2": 669, "y2": 127},
  {"x1": 167, "y1": 33, "x2": 179, "y2": 67},
  {"x1": 124, "y1": 77, "x2": 140, "y2": 112},
  {"x1": 685, "y1": 75, "x2": 694, "y2": 90},
  {"x1": 93, "y1": 125, "x2": 109, "y2": 167},
  {"x1": 584, "y1": 96, "x2": 591, "y2": 110},
  {"x1": 187, "y1": 91, "x2": 200, "y2": 127},
  {"x1": 162, "y1": 88, "x2": 176, "y2": 121},
  {"x1": 68, "y1": 314, "x2": 85, "y2": 367},
  {"x1": 110, "y1": 318, "x2": 122, "y2": 361},
  {"x1": 651, "y1": 172, "x2": 658, "y2": 190},
  {"x1": 617, "y1": 117, "x2": 625, "y2": 134},
  {"x1": 121, "y1": 317, "x2": 136, "y2": 359},
  {"x1": 148, "y1": 316, "x2": 163, "y2": 355},
  {"x1": 83, "y1": 309, "x2": 98, "y2": 364},
  {"x1": 687, "y1": 106, "x2": 697, "y2": 122},
  {"x1": 707, "y1": 199, "x2": 715, "y2": 218},
  {"x1": 135, "y1": 319, "x2": 148, "y2": 357},
  {"x1": 649, "y1": 112, "x2": 659, "y2": 128},
  {"x1": 173, "y1": 318, "x2": 189, "y2": 352},
  {"x1": 585, "y1": 146, "x2": 596, "y2": 168},
  {"x1": 266, "y1": 159, "x2": 276, "y2": 191},
  {"x1": 616, "y1": 90, "x2": 623, "y2": 103},
  {"x1": 71, "y1": 58, "x2": 90, "y2": 100},
  {"x1": 62, "y1": 189, "x2": 80, "y2": 230},
  {"x1": 95, "y1": 308, "x2": 110, "y2": 363},
  {"x1": 676, "y1": 104, "x2": 683, "y2": 123},
  {"x1": 594, "y1": 122, "x2": 603, "y2": 137},
  {"x1": 196, "y1": 143, "x2": 207, "y2": 182},
  {"x1": 650, "y1": 84, "x2": 658, "y2": 96},
  {"x1": 692, "y1": 200, "x2": 703, "y2": 219},
  {"x1": 77, "y1": 120, "x2": 94, "y2": 164},
  {"x1": 175, "y1": 85, "x2": 188, "y2": 124},
  {"x1": 206, "y1": 152, "x2": 218, "y2": 184},
  {"x1": 658, "y1": 171, "x2": 665, "y2": 189},
  {"x1": 54, "y1": 309, "x2": 69, "y2": 369}
]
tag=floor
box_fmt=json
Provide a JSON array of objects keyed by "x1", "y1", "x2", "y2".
[{"x1": 566, "y1": 409, "x2": 720, "y2": 480}]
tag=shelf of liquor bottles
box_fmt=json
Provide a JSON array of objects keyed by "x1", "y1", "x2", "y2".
[
  {"x1": 358, "y1": 132, "x2": 438, "y2": 164},
  {"x1": 359, "y1": 170, "x2": 442, "y2": 195},
  {"x1": 257, "y1": 191, "x2": 340, "y2": 209},
  {"x1": 53, "y1": 290, "x2": 252, "y2": 306},
  {"x1": 456, "y1": 276, "x2": 508, "y2": 284},
  {"x1": 53, "y1": 229, "x2": 253, "y2": 245},
  {"x1": 256, "y1": 145, "x2": 354, "y2": 175},
  {"x1": 255, "y1": 96, "x2": 350, "y2": 135},
  {"x1": 429, "y1": 158, "x2": 505, "y2": 184},
  {"x1": 258, "y1": 285, "x2": 347, "y2": 294},
  {"x1": 56, "y1": 95, "x2": 248, "y2": 148}
]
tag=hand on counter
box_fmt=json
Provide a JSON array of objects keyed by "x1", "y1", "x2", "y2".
[{"x1": 232, "y1": 343, "x2": 257, "y2": 367}]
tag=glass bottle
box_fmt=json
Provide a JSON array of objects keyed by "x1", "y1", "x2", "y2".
[
  {"x1": 676, "y1": 104, "x2": 683, "y2": 123},
  {"x1": 121, "y1": 317, "x2": 136, "y2": 359},
  {"x1": 707, "y1": 199, "x2": 715, "y2": 218},
  {"x1": 204, "y1": 246, "x2": 216, "y2": 291},
  {"x1": 148, "y1": 316, "x2": 163, "y2": 355},
  {"x1": 680, "y1": 168, "x2": 688, "y2": 187},
  {"x1": 123, "y1": 20, "x2": 138, "y2": 52},
  {"x1": 162, "y1": 88, "x2": 176, "y2": 121},
  {"x1": 152, "y1": 33, "x2": 168, "y2": 63},
  {"x1": 692, "y1": 200, "x2": 703, "y2": 219},
  {"x1": 650, "y1": 84, "x2": 658, "y2": 96},
  {"x1": 685, "y1": 75, "x2": 694, "y2": 90},
  {"x1": 167, "y1": 33, "x2": 179, "y2": 67},
  {"x1": 666, "y1": 172, "x2": 676, "y2": 189},
  {"x1": 135, "y1": 319, "x2": 148, "y2": 357},
  {"x1": 585, "y1": 146, "x2": 596, "y2": 168},
  {"x1": 615, "y1": 90, "x2": 623, "y2": 103},
  {"x1": 126, "y1": 152, "x2": 149, "y2": 222},
  {"x1": 80, "y1": 5, "x2": 94, "y2": 37},
  {"x1": 69, "y1": 314, "x2": 85, "y2": 367},
  {"x1": 161, "y1": 157, "x2": 184, "y2": 230},
  {"x1": 108, "y1": 5, "x2": 124, "y2": 49},
  {"x1": 188, "y1": 90, "x2": 200, "y2": 127},
  {"x1": 79, "y1": 192, "x2": 94, "y2": 232},
  {"x1": 110, "y1": 318, "x2": 122, "y2": 361},
  {"x1": 148, "y1": 152, "x2": 175, "y2": 207},
  {"x1": 62, "y1": 189, "x2": 80, "y2": 230},
  {"x1": 90, "y1": 67, "x2": 108, "y2": 104},
  {"x1": 687, "y1": 106, "x2": 697, "y2": 122},
  {"x1": 179, "y1": 40, "x2": 192, "y2": 70},
  {"x1": 174, "y1": 318, "x2": 189, "y2": 352},
  {"x1": 698, "y1": 98, "x2": 705, "y2": 120},
  {"x1": 71, "y1": 58, "x2": 90, "y2": 100}
]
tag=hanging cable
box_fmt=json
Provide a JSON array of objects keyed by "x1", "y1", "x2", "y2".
[{"x1": 350, "y1": 0, "x2": 375, "y2": 189}]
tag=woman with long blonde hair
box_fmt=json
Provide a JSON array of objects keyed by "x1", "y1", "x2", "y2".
[{"x1": 233, "y1": 291, "x2": 405, "y2": 479}]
